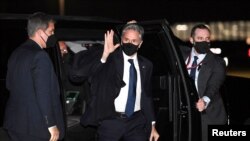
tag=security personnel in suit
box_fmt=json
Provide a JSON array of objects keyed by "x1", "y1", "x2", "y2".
[
  {"x1": 184, "y1": 24, "x2": 227, "y2": 141},
  {"x1": 4, "y1": 12, "x2": 64, "y2": 141},
  {"x1": 70, "y1": 23, "x2": 159, "y2": 141}
]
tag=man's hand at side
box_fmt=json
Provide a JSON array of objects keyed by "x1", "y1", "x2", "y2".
[
  {"x1": 149, "y1": 125, "x2": 160, "y2": 141},
  {"x1": 48, "y1": 126, "x2": 59, "y2": 141}
]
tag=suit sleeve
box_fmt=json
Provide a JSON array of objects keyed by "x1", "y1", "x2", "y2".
[
  {"x1": 32, "y1": 52, "x2": 57, "y2": 127},
  {"x1": 204, "y1": 57, "x2": 226, "y2": 100},
  {"x1": 144, "y1": 61, "x2": 156, "y2": 122},
  {"x1": 69, "y1": 45, "x2": 104, "y2": 83}
]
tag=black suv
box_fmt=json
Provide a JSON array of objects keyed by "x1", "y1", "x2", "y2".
[{"x1": 0, "y1": 14, "x2": 201, "y2": 141}]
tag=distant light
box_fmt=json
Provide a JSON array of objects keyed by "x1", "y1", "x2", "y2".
[
  {"x1": 248, "y1": 48, "x2": 250, "y2": 57},
  {"x1": 210, "y1": 48, "x2": 222, "y2": 54},
  {"x1": 246, "y1": 37, "x2": 250, "y2": 45},
  {"x1": 176, "y1": 24, "x2": 188, "y2": 31},
  {"x1": 223, "y1": 57, "x2": 229, "y2": 66}
]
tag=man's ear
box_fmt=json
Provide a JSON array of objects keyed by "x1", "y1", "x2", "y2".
[
  {"x1": 36, "y1": 29, "x2": 41, "y2": 35},
  {"x1": 38, "y1": 29, "x2": 45, "y2": 37},
  {"x1": 189, "y1": 37, "x2": 194, "y2": 44}
]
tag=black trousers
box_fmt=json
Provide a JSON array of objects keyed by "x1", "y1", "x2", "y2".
[
  {"x1": 7, "y1": 130, "x2": 48, "y2": 141},
  {"x1": 97, "y1": 111, "x2": 148, "y2": 141}
]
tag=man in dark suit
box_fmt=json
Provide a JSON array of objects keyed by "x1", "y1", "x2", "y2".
[
  {"x1": 4, "y1": 12, "x2": 65, "y2": 141},
  {"x1": 70, "y1": 23, "x2": 159, "y2": 141},
  {"x1": 184, "y1": 24, "x2": 227, "y2": 141}
]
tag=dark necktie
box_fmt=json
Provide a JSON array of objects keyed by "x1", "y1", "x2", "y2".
[
  {"x1": 125, "y1": 59, "x2": 137, "y2": 117},
  {"x1": 190, "y1": 56, "x2": 198, "y2": 80}
]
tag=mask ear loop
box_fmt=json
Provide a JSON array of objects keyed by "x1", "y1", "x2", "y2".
[
  {"x1": 192, "y1": 37, "x2": 197, "y2": 47},
  {"x1": 43, "y1": 30, "x2": 49, "y2": 37},
  {"x1": 39, "y1": 30, "x2": 47, "y2": 45},
  {"x1": 138, "y1": 41, "x2": 143, "y2": 48}
]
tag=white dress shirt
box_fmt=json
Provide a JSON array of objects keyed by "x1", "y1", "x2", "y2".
[{"x1": 114, "y1": 52, "x2": 141, "y2": 113}]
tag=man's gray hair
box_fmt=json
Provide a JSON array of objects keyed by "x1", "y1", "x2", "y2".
[
  {"x1": 121, "y1": 23, "x2": 144, "y2": 40},
  {"x1": 27, "y1": 12, "x2": 55, "y2": 37}
]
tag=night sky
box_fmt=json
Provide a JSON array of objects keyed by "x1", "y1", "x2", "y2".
[{"x1": 0, "y1": 0, "x2": 249, "y2": 24}]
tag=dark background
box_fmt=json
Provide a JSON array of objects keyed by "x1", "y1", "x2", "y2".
[
  {"x1": 0, "y1": 0, "x2": 249, "y2": 23},
  {"x1": 1, "y1": 0, "x2": 250, "y2": 125}
]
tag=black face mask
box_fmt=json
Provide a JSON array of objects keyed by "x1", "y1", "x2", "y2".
[
  {"x1": 46, "y1": 34, "x2": 57, "y2": 48},
  {"x1": 193, "y1": 41, "x2": 210, "y2": 54},
  {"x1": 121, "y1": 43, "x2": 139, "y2": 56}
]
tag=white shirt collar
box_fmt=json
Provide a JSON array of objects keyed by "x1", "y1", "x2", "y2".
[
  {"x1": 122, "y1": 52, "x2": 138, "y2": 63},
  {"x1": 191, "y1": 47, "x2": 206, "y2": 63}
]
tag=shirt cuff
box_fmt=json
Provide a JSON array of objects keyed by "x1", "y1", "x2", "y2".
[
  {"x1": 100, "y1": 58, "x2": 106, "y2": 63},
  {"x1": 202, "y1": 96, "x2": 210, "y2": 109},
  {"x1": 152, "y1": 121, "x2": 156, "y2": 126},
  {"x1": 48, "y1": 125, "x2": 56, "y2": 129}
]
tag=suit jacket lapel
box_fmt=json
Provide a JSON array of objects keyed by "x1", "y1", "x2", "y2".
[
  {"x1": 113, "y1": 49, "x2": 126, "y2": 95},
  {"x1": 114, "y1": 49, "x2": 124, "y2": 78},
  {"x1": 138, "y1": 56, "x2": 147, "y2": 92},
  {"x1": 197, "y1": 52, "x2": 212, "y2": 95}
]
